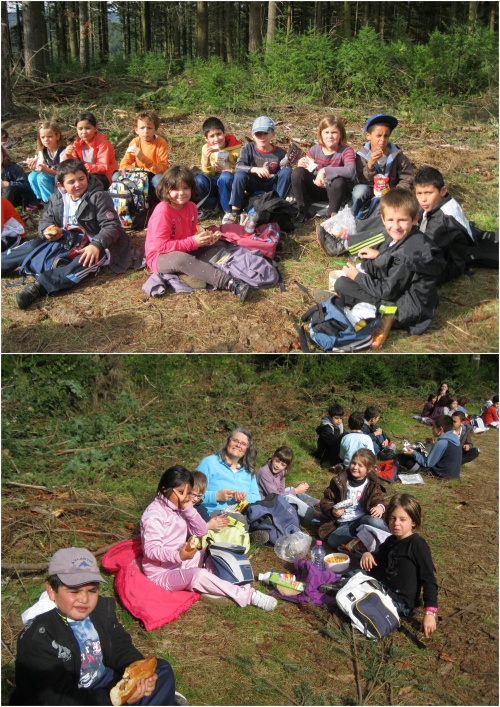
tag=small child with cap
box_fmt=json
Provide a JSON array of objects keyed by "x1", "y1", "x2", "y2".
[
  {"x1": 11, "y1": 547, "x2": 179, "y2": 706},
  {"x1": 222, "y1": 115, "x2": 292, "y2": 224},
  {"x1": 351, "y1": 113, "x2": 414, "y2": 217}
]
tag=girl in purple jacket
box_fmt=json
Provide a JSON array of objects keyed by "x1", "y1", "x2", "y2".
[{"x1": 141, "y1": 465, "x2": 277, "y2": 611}]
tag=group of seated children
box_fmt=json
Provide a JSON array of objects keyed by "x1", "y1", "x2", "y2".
[{"x1": 1, "y1": 109, "x2": 484, "y2": 328}]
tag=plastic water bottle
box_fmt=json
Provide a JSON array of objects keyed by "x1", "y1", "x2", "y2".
[
  {"x1": 244, "y1": 208, "x2": 258, "y2": 234},
  {"x1": 310, "y1": 540, "x2": 326, "y2": 570}
]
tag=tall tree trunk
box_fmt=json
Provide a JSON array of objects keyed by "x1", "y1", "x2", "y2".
[
  {"x1": 15, "y1": 1, "x2": 23, "y2": 57},
  {"x1": 1, "y1": 1, "x2": 15, "y2": 115},
  {"x1": 56, "y1": 1, "x2": 68, "y2": 63},
  {"x1": 468, "y1": 0, "x2": 478, "y2": 32},
  {"x1": 314, "y1": 1, "x2": 323, "y2": 33},
  {"x1": 79, "y1": 1, "x2": 89, "y2": 70},
  {"x1": 141, "y1": 0, "x2": 151, "y2": 53},
  {"x1": 266, "y1": 0, "x2": 277, "y2": 48},
  {"x1": 286, "y1": 1, "x2": 292, "y2": 43},
  {"x1": 224, "y1": 1, "x2": 232, "y2": 61},
  {"x1": 362, "y1": 1, "x2": 370, "y2": 27},
  {"x1": 343, "y1": 0, "x2": 351, "y2": 38},
  {"x1": 67, "y1": 1, "x2": 79, "y2": 60},
  {"x1": 248, "y1": 0, "x2": 263, "y2": 53},
  {"x1": 489, "y1": 3, "x2": 496, "y2": 32},
  {"x1": 99, "y1": 1, "x2": 108, "y2": 62},
  {"x1": 196, "y1": 1, "x2": 208, "y2": 59},
  {"x1": 22, "y1": 0, "x2": 48, "y2": 79}
]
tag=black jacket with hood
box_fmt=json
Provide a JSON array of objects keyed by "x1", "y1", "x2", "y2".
[
  {"x1": 354, "y1": 227, "x2": 445, "y2": 335},
  {"x1": 38, "y1": 175, "x2": 133, "y2": 274}
]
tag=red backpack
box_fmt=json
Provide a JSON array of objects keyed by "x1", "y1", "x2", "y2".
[{"x1": 375, "y1": 459, "x2": 399, "y2": 483}]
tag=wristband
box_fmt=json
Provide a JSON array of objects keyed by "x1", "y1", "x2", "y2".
[{"x1": 424, "y1": 607, "x2": 438, "y2": 615}]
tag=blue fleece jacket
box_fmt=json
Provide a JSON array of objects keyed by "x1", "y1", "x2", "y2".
[{"x1": 197, "y1": 454, "x2": 261, "y2": 514}]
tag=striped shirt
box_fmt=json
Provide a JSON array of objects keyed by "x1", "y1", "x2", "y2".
[{"x1": 308, "y1": 144, "x2": 356, "y2": 181}]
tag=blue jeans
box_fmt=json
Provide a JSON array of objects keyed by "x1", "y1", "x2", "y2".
[
  {"x1": 229, "y1": 168, "x2": 292, "y2": 209},
  {"x1": 91, "y1": 658, "x2": 176, "y2": 705},
  {"x1": 326, "y1": 514, "x2": 389, "y2": 549},
  {"x1": 195, "y1": 172, "x2": 234, "y2": 213},
  {"x1": 351, "y1": 184, "x2": 373, "y2": 216},
  {"x1": 28, "y1": 171, "x2": 56, "y2": 202}
]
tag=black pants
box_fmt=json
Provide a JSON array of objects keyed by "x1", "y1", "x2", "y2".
[
  {"x1": 462, "y1": 447, "x2": 480, "y2": 464},
  {"x1": 334, "y1": 275, "x2": 381, "y2": 308},
  {"x1": 291, "y1": 167, "x2": 350, "y2": 214}
]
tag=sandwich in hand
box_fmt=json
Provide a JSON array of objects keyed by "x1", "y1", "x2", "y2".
[{"x1": 110, "y1": 656, "x2": 157, "y2": 706}]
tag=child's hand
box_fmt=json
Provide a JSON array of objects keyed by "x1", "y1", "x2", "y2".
[
  {"x1": 463, "y1": 443, "x2": 471, "y2": 451},
  {"x1": 367, "y1": 148, "x2": 384, "y2": 169},
  {"x1": 77, "y1": 244, "x2": 102, "y2": 267},
  {"x1": 194, "y1": 229, "x2": 219, "y2": 247},
  {"x1": 64, "y1": 145, "x2": 74, "y2": 159},
  {"x1": 381, "y1": 439, "x2": 389, "y2": 448},
  {"x1": 179, "y1": 542, "x2": 197, "y2": 562},
  {"x1": 313, "y1": 168, "x2": 327, "y2": 187},
  {"x1": 27, "y1": 157, "x2": 38, "y2": 170},
  {"x1": 297, "y1": 157, "x2": 309, "y2": 169},
  {"x1": 294, "y1": 482, "x2": 310, "y2": 494},
  {"x1": 341, "y1": 263, "x2": 359, "y2": 281},
  {"x1": 126, "y1": 674, "x2": 158, "y2": 704},
  {"x1": 358, "y1": 247, "x2": 379, "y2": 260},
  {"x1": 370, "y1": 504, "x2": 384, "y2": 519},
  {"x1": 360, "y1": 552, "x2": 377, "y2": 570},
  {"x1": 332, "y1": 508, "x2": 346, "y2": 519},
  {"x1": 374, "y1": 427, "x2": 383, "y2": 436},
  {"x1": 207, "y1": 515, "x2": 229, "y2": 531},
  {"x1": 1, "y1": 180, "x2": 9, "y2": 188},
  {"x1": 422, "y1": 613, "x2": 437, "y2": 638},
  {"x1": 251, "y1": 166, "x2": 270, "y2": 179}
]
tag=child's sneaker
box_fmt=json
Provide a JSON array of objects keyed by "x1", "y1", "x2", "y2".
[
  {"x1": 251, "y1": 590, "x2": 278, "y2": 611},
  {"x1": 222, "y1": 212, "x2": 239, "y2": 225}
]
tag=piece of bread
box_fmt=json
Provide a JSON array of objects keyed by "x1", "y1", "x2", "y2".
[
  {"x1": 44, "y1": 225, "x2": 62, "y2": 238},
  {"x1": 188, "y1": 535, "x2": 199, "y2": 549},
  {"x1": 110, "y1": 656, "x2": 157, "y2": 706}
]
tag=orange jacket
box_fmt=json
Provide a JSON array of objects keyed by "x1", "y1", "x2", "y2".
[
  {"x1": 119, "y1": 135, "x2": 169, "y2": 175},
  {"x1": 1, "y1": 196, "x2": 26, "y2": 238},
  {"x1": 67, "y1": 132, "x2": 118, "y2": 183}
]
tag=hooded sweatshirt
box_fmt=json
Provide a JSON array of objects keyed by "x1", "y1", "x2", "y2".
[
  {"x1": 355, "y1": 142, "x2": 414, "y2": 190},
  {"x1": 410, "y1": 430, "x2": 462, "y2": 479}
]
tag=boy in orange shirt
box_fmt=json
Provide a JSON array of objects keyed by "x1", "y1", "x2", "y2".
[{"x1": 116, "y1": 110, "x2": 169, "y2": 189}]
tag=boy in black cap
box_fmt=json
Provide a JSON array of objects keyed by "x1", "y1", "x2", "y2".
[
  {"x1": 351, "y1": 113, "x2": 414, "y2": 217},
  {"x1": 11, "y1": 547, "x2": 181, "y2": 706}
]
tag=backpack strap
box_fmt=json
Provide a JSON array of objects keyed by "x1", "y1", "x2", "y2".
[
  {"x1": 398, "y1": 622, "x2": 427, "y2": 649},
  {"x1": 286, "y1": 309, "x2": 312, "y2": 353}
]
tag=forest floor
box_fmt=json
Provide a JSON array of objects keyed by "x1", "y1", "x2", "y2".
[
  {"x1": 1, "y1": 97, "x2": 498, "y2": 353},
  {"x1": 1, "y1": 387, "x2": 498, "y2": 706}
]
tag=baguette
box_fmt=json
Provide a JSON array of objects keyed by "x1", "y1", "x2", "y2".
[
  {"x1": 44, "y1": 225, "x2": 63, "y2": 238},
  {"x1": 110, "y1": 656, "x2": 157, "y2": 706}
]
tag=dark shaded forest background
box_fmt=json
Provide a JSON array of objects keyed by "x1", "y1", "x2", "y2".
[{"x1": 2, "y1": 1, "x2": 498, "y2": 115}]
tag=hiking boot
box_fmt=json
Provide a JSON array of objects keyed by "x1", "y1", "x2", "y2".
[
  {"x1": 15, "y1": 281, "x2": 45, "y2": 309},
  {"x1": 249, "y1": 530, "x2": 270, "y2": 546},
  {"x1": 174, "y1": 691, "x2": 190, "y2": 705},
  {"x1": 293, "y1": 207, "x2": 309, "y2": 228},
  {"x1": 226, "y1": 277, "x2": 249, "y2": 301},
  {"x1": 222, "y1": 211, "x2": 240, "y2": 225},
  {"x1": 251, "y1": 590, "x2": 278, "y2": 611},
  {"x1": 197, "y1": 206, "x2": 217, "y2": 222},
  {"x1": 316, "y1": 224, "x2": 347, "y2": 257}
]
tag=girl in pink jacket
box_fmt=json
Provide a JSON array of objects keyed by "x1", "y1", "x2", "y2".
[{"x1": 140, "y1": 465, "x2": 277, "y2": 611}]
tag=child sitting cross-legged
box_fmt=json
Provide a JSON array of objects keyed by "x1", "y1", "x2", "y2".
[
  {"x1": 64, "y1": 112, "x2": 117, "y2": 190},
  {"x1": 115, "y1": 109, "x2": 169, "y2": 191},
  {"x1": 451, "y1": 411, "x2": 480, "y2": 465},
  {"x1": 333, "y1": 188, "x2": 446, "y2": 335},
  {"x1": 360, "y1": 493, "x2": 438, "y2": 637},
  {"x1": 145, "y1": 165, "x2": 249, "y2": 300},
  {"x1": 223, "y1": 116, "x2": 292, "y2": 224},
  {"x1": 26, "y1": 120, "x2": 66, "y2": 207},
  {"x1": 318, "y1": 449, "x2": 388, "y2": 550},
  {"x1": 362, "y1": 405, "x2": 396, "y2": 456},
  {"x1": 313, "y1": 402, "x2": 345, "y2": 467},
  {"x1": 415, "y1": 165, "x2": 475, "y2": 284},
  {"x1": 402, "y1": 414, "x2": 462, "y2": 480},
  {"x1": 339, "y1": 412, "x2": 374, "y2": 468},
  {"x1": 10, "y1": 547, "x2": 178, "y2": 706},
  {"x1": 256, "y1": 446, "x2": 323, "y2": 524},
  {"x1": 195, "y1": 116, "x2": 242, "y2": 221},
  {"x1": 2, "y1": 159, "x2": 135, "y2": 310}
]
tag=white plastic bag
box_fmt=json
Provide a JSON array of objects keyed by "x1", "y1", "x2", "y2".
[
  {"x1": 274, "y1": 531, "x2": 312, "y2": 562},
  {"x1": 321, "y1": 205, "x2": 357, "y2": 238}
]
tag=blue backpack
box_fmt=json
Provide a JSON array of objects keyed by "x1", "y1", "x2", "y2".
[
  {"x1": 19, "y1": 228, "x2": 89, "y2": 279},
  {"x1": 300, "y1": 296, "x2": 380, "y2": 352},
  {"x1": 244, "y1": 493, "x2": 300, "y2": 545}
]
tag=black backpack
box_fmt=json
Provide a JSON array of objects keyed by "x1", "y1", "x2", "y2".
[
  {"x1": 244, "y1": 493, "x2": 300, "y2": 545},
  {"x1": 247, "y1": 190, "x2": 297, "y2": 233}
]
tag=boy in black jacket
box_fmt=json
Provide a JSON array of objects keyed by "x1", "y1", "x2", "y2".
[
  {"x1": 414, "y1": 165, "x2": 475, "y2": 284},
  {"x1": 313, "y1": 402, "x2": 345, "y2": 466},
  {"x1": 11, "y1": 547, "x2": 177, "y2": 706},
  {"x1": 334, "y1": 188, "x2": 445, "y2": 335},
  {"x1": 2, "y1": 159, "x2": 135, "y2": 310}
]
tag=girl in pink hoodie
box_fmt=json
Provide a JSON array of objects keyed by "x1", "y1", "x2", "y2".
[{"x1": 140, "y1": 465, "x2": 277, "y2": 611}]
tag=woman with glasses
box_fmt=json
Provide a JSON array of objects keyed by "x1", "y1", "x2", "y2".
[
  {"x1": 197, "y1": 427, "x2": 261, "y2": 517},
  {"x1": 140, "y1": 464, "x2": 277, "y2": 611}
]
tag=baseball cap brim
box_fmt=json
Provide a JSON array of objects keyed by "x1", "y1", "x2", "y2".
[{"x1": 364, "y1": 114, "x2": 398, "y2": 132}]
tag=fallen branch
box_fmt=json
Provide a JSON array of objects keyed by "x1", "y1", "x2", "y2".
[
  {"x1": 440, "y1": 602, "x2": 479, "y2": 629},
  {"x1": 351, "y1": 624, "x2": 364, "y2": 704},
  {"x1": 54, "y1": 439, "x2": 134, "y2": 455},
  {"x1": 5, "y1": 481, "x2": 52, "y2": 491},
  {"x1": 117, "y1": 396, "x2": 159, "y2": 426}
]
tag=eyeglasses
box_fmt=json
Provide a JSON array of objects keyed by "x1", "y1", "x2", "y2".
[
  {"x1": 231, "y1": 438, "x2": 248, "y2": 449},
  {"x1": 189, "y1": 492, "x2": 203, "y2": 500}
]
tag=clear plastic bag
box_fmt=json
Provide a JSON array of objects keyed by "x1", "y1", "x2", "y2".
[
  {"x1": 274, "y1": 531, "x2": 312, "y2": 562},
  {"x1": 321, "y1": 204, "x2": 357, "y2": 238}
]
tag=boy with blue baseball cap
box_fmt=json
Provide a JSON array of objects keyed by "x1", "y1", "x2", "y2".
[
  {"x1": 352, "y1": 113, "x2": 414, "y2": 217},
  {"x1": 222, "y1": 115, "x2": 292, "y2": 224}
]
